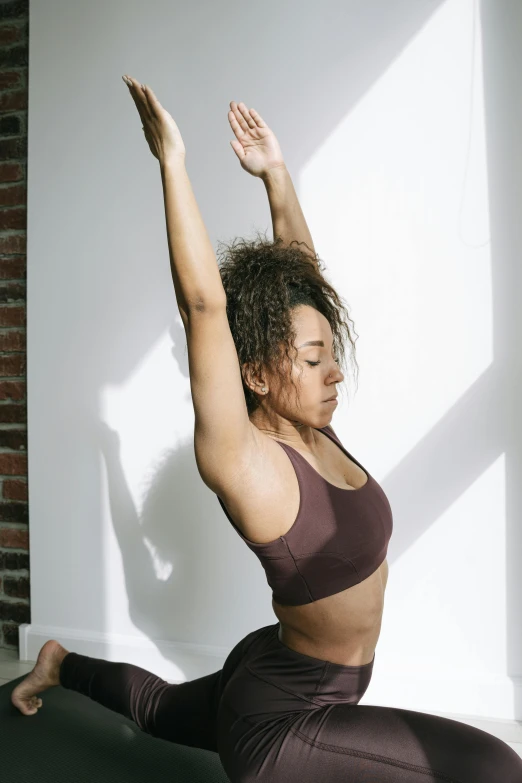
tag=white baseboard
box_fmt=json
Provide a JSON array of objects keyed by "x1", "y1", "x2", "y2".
[
  {"x1": 17, "y1": 623, "x2": 228, "y2": 683},
  {"x1": 427, "y1": 710, "x2": 522, "y2": 745},
  {"x1": 365, "y1": 665, "x2": 522, "y2": 723}
]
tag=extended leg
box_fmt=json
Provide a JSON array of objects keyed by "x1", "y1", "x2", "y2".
[{"x1": 59, "y1": 650, "x2": 223, "y2": 751}]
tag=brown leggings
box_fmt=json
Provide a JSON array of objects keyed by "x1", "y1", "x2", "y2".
[{"x1": 59, "y1": 622, "x2": 522, "y2": 782}]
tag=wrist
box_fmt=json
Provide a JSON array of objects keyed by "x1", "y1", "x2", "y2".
[
  {"x1": 160, "y1": 154, "x2": 186, "y2": 172},
  {"x1": 261, "y1": 163, "x2": 287, "y2": 184}
]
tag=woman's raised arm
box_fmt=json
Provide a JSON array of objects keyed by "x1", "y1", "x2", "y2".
[
  {"x1": 122, "y1": 77, "x2": 259, "y2": 493},
  {"x1": 262, "y1": 163, "x2": 317, "y2": 260},
  {"x1": 228, "y1": 101, "x2": 317, "y2": 263},
  {"x1": 123, "y1": 75, "x2": 226, "y2": 320}
]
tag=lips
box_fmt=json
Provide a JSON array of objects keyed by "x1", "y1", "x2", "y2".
[{"x1": 325, "y1": 395, "x2": 338, "y2": 401}]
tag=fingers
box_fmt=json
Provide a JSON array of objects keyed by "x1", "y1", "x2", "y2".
[
  {"x1": 122, "y1": 75, "x2": 156, "y2": 105},
  {"x1": 249, "y1": 108, "x2": 266, "y2": 128},
  {"x1": 237, "y1": 101, "x2": 256, "y2": 129},
  {"x1": 123, "y1": 75, "x2": 152, "y2": 125},
  {"x1": 141, "y1": 83, "x2": 158, "y2": 108},
  {"x1": 229, "y1": 101, "x2": 265, "y2": 133},
  {"x1": 123, "y1": 74, "x2": 146, "y2": 97},
  {"x1": 229, "y1": 101, "x2": 249, "y2": 134},
  {"x1": 228, "y1": 108, "x2": 245, "y2": 140}
]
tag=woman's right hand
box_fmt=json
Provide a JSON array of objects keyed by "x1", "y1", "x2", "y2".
[
  {"x1": 123, "y1": 75, "x2": 186, "y2": 164},
  {"x1": 228, "y1": 101, "x2": 285, "y2": 178}
]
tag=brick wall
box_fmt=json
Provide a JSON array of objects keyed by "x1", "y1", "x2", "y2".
[{"x1": 0, "y1": 0, "x2": 29, "y2": 651}]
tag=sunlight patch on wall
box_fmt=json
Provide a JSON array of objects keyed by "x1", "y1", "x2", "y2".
[
  {"x1": 99, "y1": 326, "x2": 191, "y2": 626},
  {"x1": 100, "y1": 327, "x2": 191, "y2": 515},
  {"x1": 381, "y1": 453, "x2": 506, "y2": 677},
  {"x1": 299, "y1": 0, "x2": 491, "y2": 476}
]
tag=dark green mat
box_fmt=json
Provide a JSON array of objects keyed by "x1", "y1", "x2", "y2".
[{"x1": 1, "y1": 674, "x2": 230, "y2": 782}]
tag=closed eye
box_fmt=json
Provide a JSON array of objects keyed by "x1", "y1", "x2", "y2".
[{"x1": 306, "y1": 357, "x2": 340, "y2": 367}]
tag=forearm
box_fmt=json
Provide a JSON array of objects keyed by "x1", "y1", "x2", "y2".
[
  {"x1": 261, "y1": 164, "x2": 316, "y2": 258},
  {"x1": 160, "y1": 158, "x2": 225, "y2": 313}
]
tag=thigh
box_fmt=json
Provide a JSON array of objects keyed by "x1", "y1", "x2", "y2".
[
  {"x1": 272, "y1": 704, "x2": 522, "y2": 783},
  {"x1": 219, "y1": 701, "x2": 522, "y2": 783},
  {"x1": 147, "y1": 669, "x2": 222, "y2": 750},
  {"x1": 150, "y1": 624, "x2": 275, "y2": 751}
]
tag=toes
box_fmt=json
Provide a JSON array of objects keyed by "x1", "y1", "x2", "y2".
[{"x1": 11, "y1": 690, "x2": 42, "y2": 715}]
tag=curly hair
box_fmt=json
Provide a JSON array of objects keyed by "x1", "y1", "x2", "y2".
[{"x1": 216, "y1": 230, "x2": 360, "y2": 417}]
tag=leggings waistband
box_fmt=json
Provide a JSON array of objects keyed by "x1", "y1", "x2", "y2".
[{"x1": 245, "y1": 623, "x2": 375, "y2": 706}]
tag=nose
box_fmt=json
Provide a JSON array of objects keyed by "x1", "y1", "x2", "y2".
[{"x1": 330, "y1": 363, "x2": 344, "y2": 381}]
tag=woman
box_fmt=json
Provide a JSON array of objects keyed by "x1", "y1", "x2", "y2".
[{"x1": 11, "y1": 76, "x2": 522, "y2": 782}]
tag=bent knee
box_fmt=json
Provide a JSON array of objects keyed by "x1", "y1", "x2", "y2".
[{"x1": 463, "y1": 728, "x2": 522, "y2": 782}]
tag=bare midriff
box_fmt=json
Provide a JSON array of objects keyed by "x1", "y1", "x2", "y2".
[{"x1": 273, "y1": 557, "x2": 388, "y2": 666}]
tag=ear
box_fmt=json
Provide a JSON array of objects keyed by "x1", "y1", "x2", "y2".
[{"x1": 241, "y1": 362, "x2": 268, "y2": 396}]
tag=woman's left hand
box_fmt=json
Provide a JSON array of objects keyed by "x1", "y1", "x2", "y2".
[
  {"x1": 228, "y1": 101, "x2": 285, "y2": 178},
  {"x1": 122, "y1": 75, "x2": 186, "y2": 163}
]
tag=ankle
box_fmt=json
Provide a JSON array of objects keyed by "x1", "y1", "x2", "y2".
[{"x1": 53, "y1": 645, "x2": 70, "y2": 682}]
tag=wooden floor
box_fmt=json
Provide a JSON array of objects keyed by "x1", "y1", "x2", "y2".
[{"x1": 1, "y1": 647, "x2": 521, "y2": 759}]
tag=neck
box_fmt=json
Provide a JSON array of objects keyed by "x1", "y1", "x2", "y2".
[{"x1": 250, "y1": 411, "x2": 321, "y2": 451}]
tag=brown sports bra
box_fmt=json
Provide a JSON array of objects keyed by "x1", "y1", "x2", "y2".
[{"x1": 216, "y1": 424, "x2": 393, "y2": 606}]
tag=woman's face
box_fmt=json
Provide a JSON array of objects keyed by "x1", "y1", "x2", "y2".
[{"x1": 260, "y1": 305, "x2": 345, "y2": 425}]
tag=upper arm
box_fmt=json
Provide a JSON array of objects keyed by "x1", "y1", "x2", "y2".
[{"x1": 185, "y1": 301, "x2": 259, "y2": 494}]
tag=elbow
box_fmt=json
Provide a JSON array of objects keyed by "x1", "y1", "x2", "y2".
[{"x1": 186, "y1": 292, "x2": 227, "y2": 314}]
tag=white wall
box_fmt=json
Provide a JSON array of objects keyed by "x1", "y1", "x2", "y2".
[{"x1": 21, "y1": 0, "x2": 522, "y2": 720}]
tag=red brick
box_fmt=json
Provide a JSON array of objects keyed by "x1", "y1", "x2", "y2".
[
  {"x1": 0, "y1": 162, "x2": 24, "y2": 183},
  {"x1": 0, "y1": 406, "x2": 26, "y2": 425},
  {"x1": 3, "y1": 575, "x2": 28, "y2": 598},
  {"x1": 0, "y1": 70, "x2": 23, "y2": 88},
  {"x1": 0, "y1": 330, "x2": 25, "y2": 350},
  {"x1": 0, "y1": 381, "x2": 25, "y2": 400},
  {"x1": 0, "y1": 234, "x2": 25, "y2": 254},
  {"x1": 0, "y1": 430, "x2": 26, "y2": 450},
  {"x1": 0, "y1": 258, "x2": 25, "y2": 279},
  {"x1": 0, "y1": 453, "x2": 27, "y2": 475},
  {"x1": 0, "y1": 90, "x2": 27, "y2": 112},
  {"x1": 0, "y1": 25, "x2": 26, "y2": 47},
  {"x1": 0, "y1": 304, "x2": 25, "y2": 326},
  {"x1": 0, "y1": 601, "x2": 30, "y2": 624},
  {"x1": 2, "y1": 478, "x2": 27, "y2": 501},
  {"x1": 0, "y1": 550, "x2": 29, "y2": 569},
  {"x1": 0, "y1": 280, "x2": 25, "y2": 301},
  {"x1": 0, "y1": 503, "x2": 28, "y2": 523},
  {"x1": 0, "y1": 137, "x2": 27, "y2": 161},
  {"x1": 0, "y1": 184, "x2": 25, "y2": 207},
  {"x1": 0, "y1": 354, "x2": 25, "y2": 375},
  {"x1": 0, "y1": 526, "x2": 28, "y2": 549},
  {"x1": 0, "y1": 207, "x2": 25, "y2": 230}
]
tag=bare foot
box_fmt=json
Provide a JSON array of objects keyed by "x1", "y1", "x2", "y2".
[{"x1": 11, "y1": 639, "x2": 70, "y2": 716}]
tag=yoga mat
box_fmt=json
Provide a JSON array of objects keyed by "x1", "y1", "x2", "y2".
[{"x1": 0, "y1": 674, "x2": 230, "y2": 782}]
